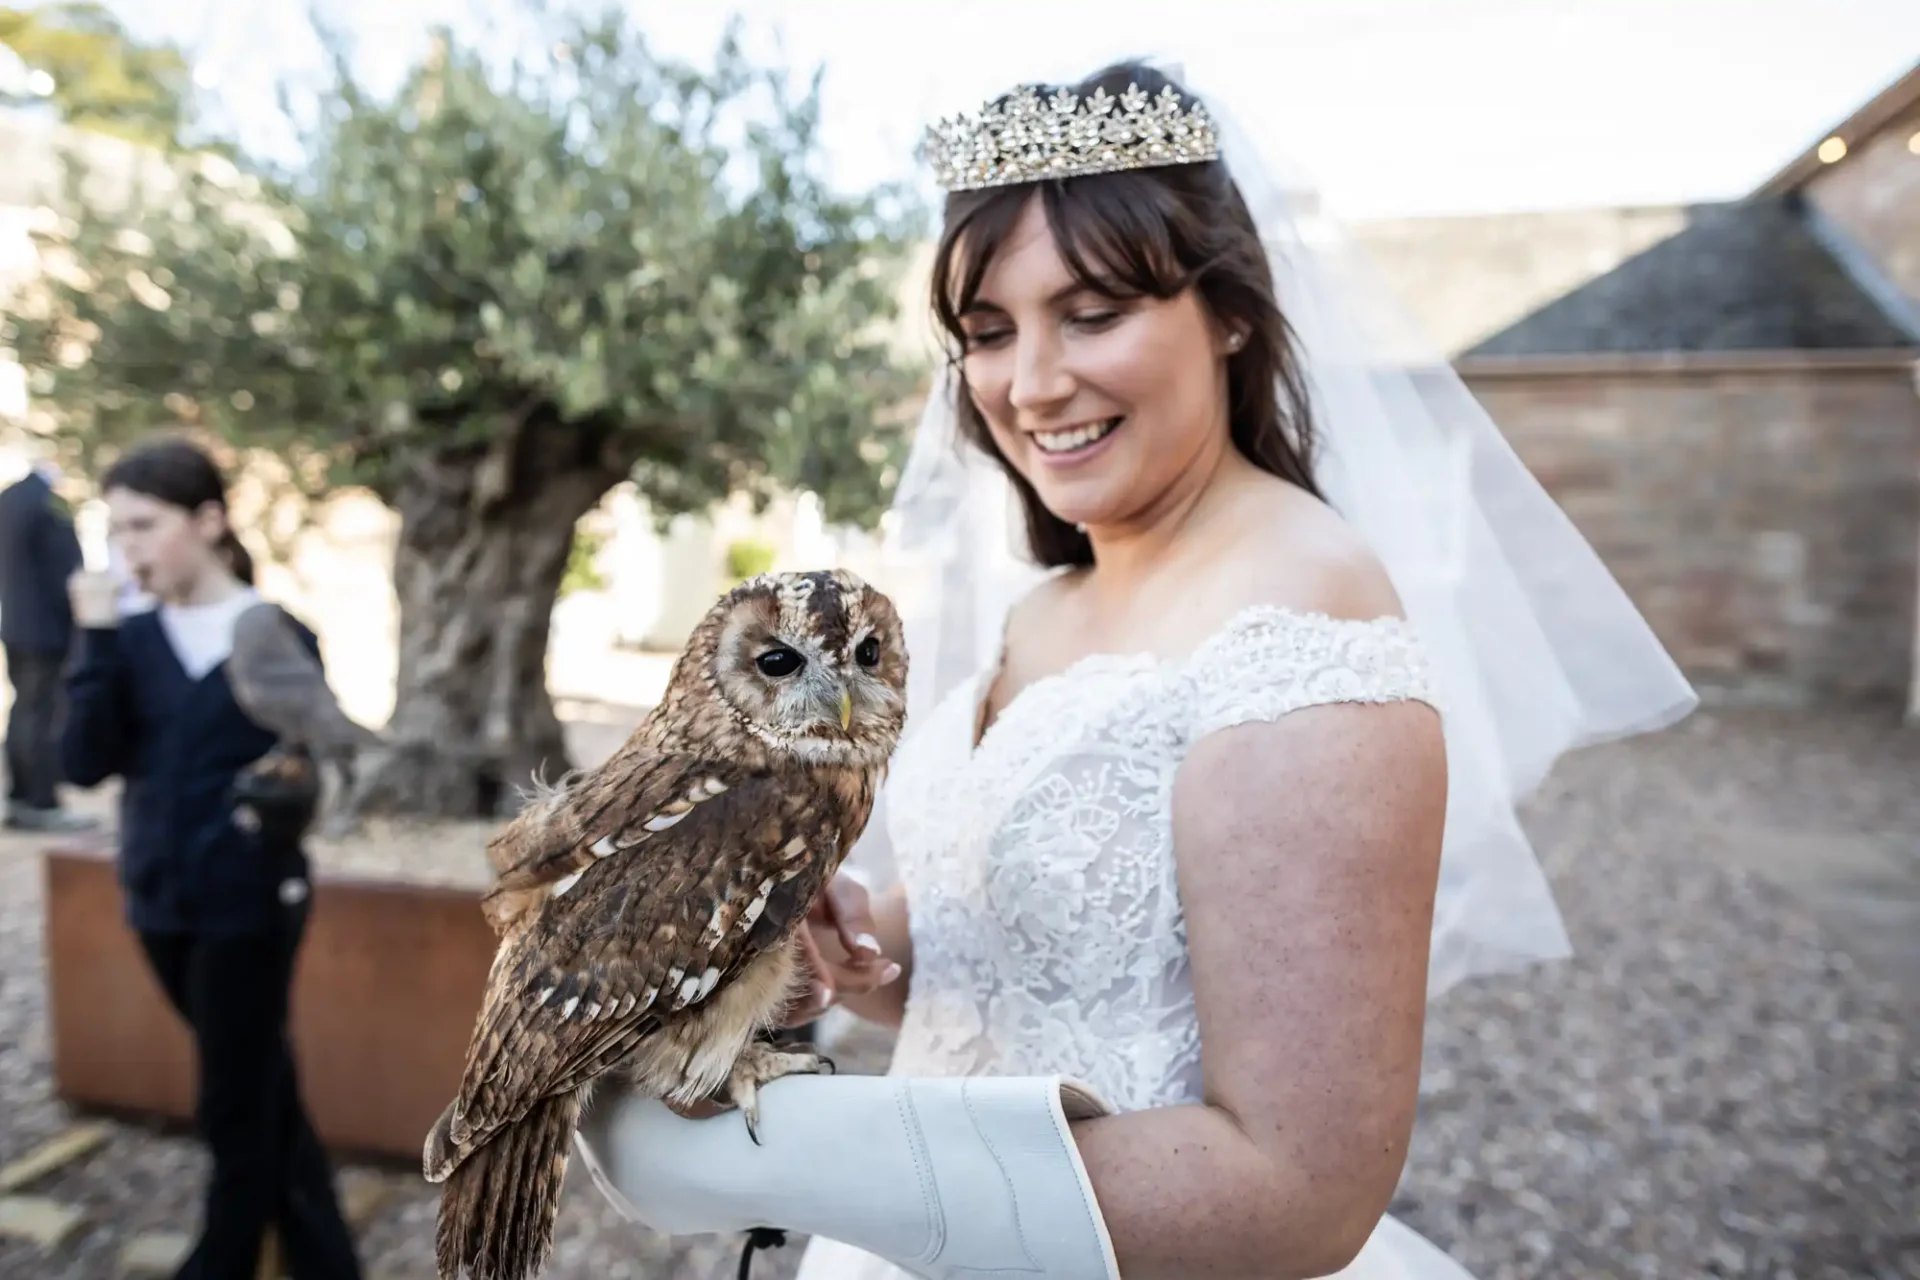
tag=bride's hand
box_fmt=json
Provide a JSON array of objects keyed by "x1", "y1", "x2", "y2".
[{"x1": 782, "y1": 871, "x2": 901, "y2": 1027}]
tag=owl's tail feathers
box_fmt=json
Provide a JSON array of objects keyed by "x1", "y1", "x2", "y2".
[
  {"x1": 430, "y1": 1090, "x2": 582, "y2": 1280},
  {"x1": 421, "y1": 1098, "x2": 470, "y2": 1185}
]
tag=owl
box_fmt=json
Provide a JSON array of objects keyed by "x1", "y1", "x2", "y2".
[
  {"x1": 424, "y1": 569, "x2": 908, "y2": 1280},
  {"x1": 227, "y1": 600, "x2": 386, "y2": 758},
  {"x1": 225, "y1": 600, "x2": 386, "y2": 832}
]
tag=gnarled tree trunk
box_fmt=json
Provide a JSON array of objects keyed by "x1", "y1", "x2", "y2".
[{"x1": 353, "y1": 438, "x2": 623, "y2": 819}]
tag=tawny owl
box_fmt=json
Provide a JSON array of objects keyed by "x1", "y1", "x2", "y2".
[
  {"x1": 225, "y1": 600, "x2": 386, "y2": 834},
  {"x1": 227, "y1": 600, "x2": 386, "y2": 758},
  {"x1": 424, "y1": 569, "x2": 908, "y2": 1280}
]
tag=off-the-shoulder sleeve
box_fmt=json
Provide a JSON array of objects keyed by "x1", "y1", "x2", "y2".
[{"x1": 1186, "y1": 606, "x2": 1440, "y2": 742}]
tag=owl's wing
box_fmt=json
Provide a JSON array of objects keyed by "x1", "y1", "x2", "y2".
[
  {"x1": 440, "y1": 770, "x2": 841, "y2": 1160},
  {"x1": 228, "y1": 602, "x2": 384, "y2": 753},
  {"x1": 481, "y1": 745, "x2": 738, "y2": 890}
]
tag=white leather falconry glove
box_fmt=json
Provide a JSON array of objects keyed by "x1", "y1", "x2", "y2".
[{"x1": 574, "y1": 1072, "x2": 1122, "y2": 1280}]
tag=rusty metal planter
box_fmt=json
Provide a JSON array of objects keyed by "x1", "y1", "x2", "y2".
[{"x1": 42, "y1": 841, "x2": 496, "y2": 1162}]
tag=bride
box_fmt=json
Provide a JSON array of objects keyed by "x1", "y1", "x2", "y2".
[{"x1": 573, "y1": 59, "x2": 1696, "y2": 1279}]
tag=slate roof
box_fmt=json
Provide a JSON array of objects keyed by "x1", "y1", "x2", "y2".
[{"x1": 1461, "y1": 197, "x2": 1917, "y2": 357}]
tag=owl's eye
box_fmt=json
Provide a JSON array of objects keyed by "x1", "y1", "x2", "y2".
[
  {"x1": 854, "y1": 636, "x2": 881, "y2": 669},
  {"x1": 755, "y1": 646, "x2": 805, "y2": 678}
]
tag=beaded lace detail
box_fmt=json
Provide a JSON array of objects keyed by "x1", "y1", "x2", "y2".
[{"x1": 883, "y1": 605, "x2": 1438, "y2": 1110}]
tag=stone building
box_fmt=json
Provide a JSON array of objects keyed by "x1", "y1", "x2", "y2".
[{"x1": 1354, "y1": 62, "x2": 1920, "y2": 713}]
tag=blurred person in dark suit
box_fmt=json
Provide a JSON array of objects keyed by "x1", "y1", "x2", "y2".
[{"x1": 0, "y1": 457, "x2": 96, "y2": 832}]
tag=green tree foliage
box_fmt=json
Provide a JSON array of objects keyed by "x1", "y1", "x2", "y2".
[
  {"x1": 7, "y1": 10, "x2": 925, "y2": 815},
  {"x1": 724, "y1": 536, "x2": 778, "y2": 585},
  {"x1": 0, "y1": 3, "x2": 192, "y2": 148},
  {"x1": 559, "y1": 518, "x2": 608, "y2": 598}
]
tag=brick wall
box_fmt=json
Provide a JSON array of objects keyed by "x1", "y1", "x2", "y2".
[
  {"x1": 1805, "y1": 101, "x2": 1920, "y2": 313},
  {"x1": 1462, "y1": 355, "x2": 1920, "y2": 706}
]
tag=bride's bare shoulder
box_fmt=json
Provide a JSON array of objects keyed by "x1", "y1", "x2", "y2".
[
  {"x1": 1001, "y1": 567, "x2": 1084, "y2": 650},
  {"x1": 1216, "y1": 479, "x2": 1404, "y2": 624}
]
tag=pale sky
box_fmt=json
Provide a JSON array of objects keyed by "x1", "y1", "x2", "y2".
[{"x1": 96, "y1": 0, "x2": 1920, "y2": 220}]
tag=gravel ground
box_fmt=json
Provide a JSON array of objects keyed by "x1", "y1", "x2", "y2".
[{"x1": 2, "y1": 706, "x2": 1915, "y2": 1279}]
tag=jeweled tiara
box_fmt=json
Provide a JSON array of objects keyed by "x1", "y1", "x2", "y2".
[{"x1": 920, "y1": 81, "x2": 1220, "y2": 192}]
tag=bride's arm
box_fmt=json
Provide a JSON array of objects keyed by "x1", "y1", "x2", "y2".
[{"x1": 1071, "y1": 696, "x2": 1446, "y2": 1278}]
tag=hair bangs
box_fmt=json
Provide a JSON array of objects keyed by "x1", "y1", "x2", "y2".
[
  {"x1": 932, "y1": 170, "x2": 1196, "y2": 355},
  {"x1": 930, "y1": 185, "x2": 1031, "y2": 350},
  {"x1": 1040, "y1": 171, "x2": 1192, "y2": 303}
]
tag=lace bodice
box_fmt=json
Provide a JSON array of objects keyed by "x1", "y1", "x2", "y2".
[{"x1": 882, "y1": 605, "x2": 1439, "y2": 1112}]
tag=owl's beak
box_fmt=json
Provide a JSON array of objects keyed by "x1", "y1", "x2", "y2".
[{"x1": 838, "y1": 687, "x2": 854, "y2": 732}]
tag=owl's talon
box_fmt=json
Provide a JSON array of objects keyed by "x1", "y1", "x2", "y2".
[
  {"x1": 726, "y1": 1076, "x2": 767, "y2": 1144},
  {"x1": 715, "y1": 1041, "x2": 836, "y2": 1145}
]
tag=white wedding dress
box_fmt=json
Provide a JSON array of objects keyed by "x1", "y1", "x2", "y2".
[{"x1": 795, "y1": 603, "x2": 1475, "y2": 1280}]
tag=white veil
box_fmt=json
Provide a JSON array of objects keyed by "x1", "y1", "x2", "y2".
[{"x1": 860, "y1": 58, "x2": 1699, "y2": 999}]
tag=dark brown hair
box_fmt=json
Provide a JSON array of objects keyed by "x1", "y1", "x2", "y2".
[
  {"x1": 100, "y1": 436, "x2": 256, "y2": 586},
  {"x1": 931, "y1": 60, "x2": 1321, "y2": 568}
]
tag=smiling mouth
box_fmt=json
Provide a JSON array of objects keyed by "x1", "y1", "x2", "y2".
[{"x1": 1031, "y1": 417, "x2": 1122, "y2": 456}]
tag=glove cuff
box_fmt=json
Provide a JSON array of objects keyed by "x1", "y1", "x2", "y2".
[{"x1": 575, "y1": 1072, "x2": 1122, "y2": 1280}]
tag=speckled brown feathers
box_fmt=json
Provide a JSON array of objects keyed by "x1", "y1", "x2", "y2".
[{"x1": 425, "y1": 570, "x2": 907, "y2": 1280}]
